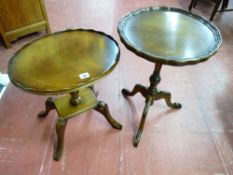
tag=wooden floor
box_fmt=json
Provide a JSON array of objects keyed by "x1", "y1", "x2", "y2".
[{"x1": 0, "y1": 0, "x2": 233, "y2": 174}]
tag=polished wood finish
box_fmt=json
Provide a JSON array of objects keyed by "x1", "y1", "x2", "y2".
[
  {"x1": 1, "y1": 0, "x2": 233, "y2": 174},
  {"x1": 8, "y1": 29, "x2": 122, "y2": 161},
  {"x1": 0, "y1": 0, "x2": 50, "y2": 48},
  {"x1": 118, "y1": 6, "x2": 222, "y2": 146},
  {"x1": 53, "y1": 88, "x2": 97, "y2": 119},
  {"x1": 122, "y1": 63, "x2": 181, "y2": 146},
  {"x1": 39, "y1": 88, "x2": 122, "y2": 160},
  {"x1": 118, "y1": 7, "x2": 222, "y2": 66},
  {"x1": 8, "y1": 29, "x2": 120, "y2": 95}
]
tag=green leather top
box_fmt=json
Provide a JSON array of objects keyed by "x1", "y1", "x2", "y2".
[{"x1": 118, "y1": 7, "x2": 222, "y2": 66}]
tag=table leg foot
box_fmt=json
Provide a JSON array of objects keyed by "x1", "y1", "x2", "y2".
[
  {"x1": 54, "y1": 118, "x2": 67, "y2": 161},
  {"x1": 94, "y1": 101, "x2": 122, "y2": 130},
  {"x1": 122, "y1": 84, "x2": 147, "y2": 98},
  {"x1": 156, "y1": 90, "x2": 182, "y2": 109},
  {"x1": 133, "y1": 97, "x2": 152, "y2": 147},
  {"x1": 38, "y1": 97, "x2": 56, "y2": 118},
  {"x1": 134, "y1": 130, "x2": 142, "y2": 147}
]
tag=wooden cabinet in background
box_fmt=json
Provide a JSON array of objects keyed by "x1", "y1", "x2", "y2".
[{"x1": 0, "y1": 0, "x2": 50, "y2": 48}]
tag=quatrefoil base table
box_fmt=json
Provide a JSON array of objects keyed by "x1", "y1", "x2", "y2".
[{"x1": 118, "y1": 7, "x2": 222, "y2": 147}]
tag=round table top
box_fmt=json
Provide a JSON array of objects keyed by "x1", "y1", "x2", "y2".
[
  {"x1": 118, "y1": 7, "x2": 222, "y2": 66},
  {"x1": 8, "y1": 29, "x2": 120, "y2": 95}
]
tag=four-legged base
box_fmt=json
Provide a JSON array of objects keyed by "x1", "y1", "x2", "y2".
[{"x1": 38, "y1": 87, "x2": 122, "y2": 161}]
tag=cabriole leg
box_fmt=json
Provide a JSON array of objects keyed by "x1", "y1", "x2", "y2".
[
  {"x1": 38, "y1": 97, "x2": 56, "y2": 118},
  {"x1": 122, "y1": 84, "x2": 148, "y2": 98},
  {"x1": 54, "y1": 118, "x2": 67, "y2": 161},
  {"x1": 94, "y1": 101, "x2": 122, "y2": 130}
]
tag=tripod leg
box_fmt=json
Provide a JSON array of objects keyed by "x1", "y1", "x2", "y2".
[
  {"x1": 134, "y1": 96, "x2": 153, "y2": 147},
  {"x1": 122, "y1": 84, "x2": 147, "y2": 98},
  {"x1": 156, "y1": 90, "x2": 182, "y2": 109}
]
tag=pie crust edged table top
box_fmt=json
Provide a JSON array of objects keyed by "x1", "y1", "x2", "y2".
[
  {"x1": 117, "y1": 6, "x2": 222, "y2": 147},
  {"x1": 8, "y1": 29, "x2": 120, "y2": 95},
  {"x1": 118, "y1": 6, "x2": 222, "y2": 66},
  {"x1": 7, "y1": 29, "x2": 122, "y2": 161}
]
